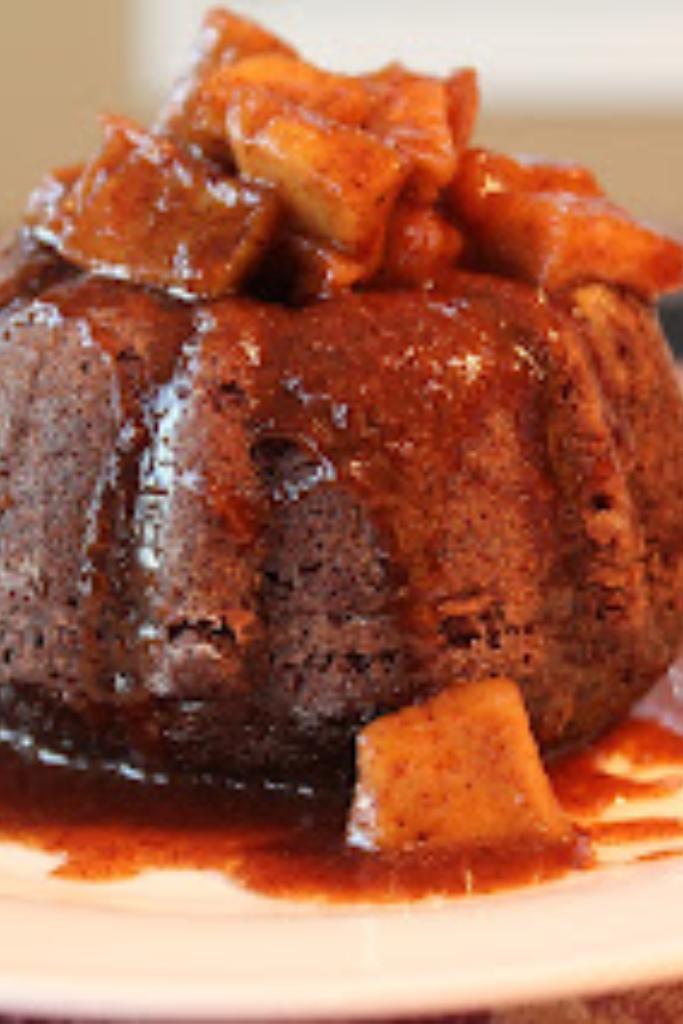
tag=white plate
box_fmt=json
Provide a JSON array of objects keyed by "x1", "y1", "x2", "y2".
[
  {"x1": 1, "y1": 853, "x2": 683, "y2": 1021},
  {"x1": 0, "y1": 810, "x2": 683, "y2": 1021}
]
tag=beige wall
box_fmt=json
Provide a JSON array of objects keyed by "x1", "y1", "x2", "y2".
[{"x1": 0, "y1": 0, "x2": 129, "y2": 232}]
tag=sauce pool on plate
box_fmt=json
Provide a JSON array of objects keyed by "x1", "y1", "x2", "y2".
[{"x1": 0, "y1": 669, "x2": 683, "y2": 902}]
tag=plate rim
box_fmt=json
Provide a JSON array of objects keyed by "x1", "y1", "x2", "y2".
[{"x1": 0, "y1": 854, "x2": 683, "y2": 1020}]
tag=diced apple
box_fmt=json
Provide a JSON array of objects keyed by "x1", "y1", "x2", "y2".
[
  {"x1": 200, "y1": 54, "x2": 370, "y2": 130},
  {"x1": 25, "y1": 164, "x2": 82, "y2": 234},
  {"x1": 348, "y1": 678, "x2": 573, "y2": 852},
  {"x1": 27, "y1": 117, "x2": 280, "y2": 301},
  {"x1": 179, "y1": 53, "x2": 370, "y2": 166},
  {"x1": 281, "y1": 234, "x2": 373, "y2": 299},
  {"x1": 365, "y1": 65, "x2": 459, "y2": 201},
  {"x1": 451, "y1": 148, "x2": 683, "y2": 299},
  {"x1": 454, "y1": 148, "x2": 603, "y2": 204},
  {"x1": 228, "y1": 93, "x2": 407, "y2": 257},
  {"x1": 379, "y1": 200, "x2": 465, "y2": 288},
  {"x1": 195, "y1": 7, "x2": 296, "y2": 64},
  {"x1": 445, "y1": 68, "x2": 480, "y2": 156},
  {"x1": 515, "y1": 158, "x2": 603, "y2": 198},
  {"x1": 160, "y1": 7, "x2": 295, "y2": 154}
]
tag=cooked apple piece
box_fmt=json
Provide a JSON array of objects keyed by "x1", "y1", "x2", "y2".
[
  {"x1": 228, "y1": 93, "x2": 407, "y2": 257},
  {"x1": 516, "y1": 159, "x2": 603, "y2": 198},
  {"x1": 348, "y1": 678, "x2": 573, "y2": 852},
  {"x1": 159, "y1": 7, "x2": 295, "y2": 154},
  {"x1": 454, "y1": 148, "x2": 602, "y2": 202},
  {"x1": 379, "y1": 201, "x2": 465, "y2": 288},
  {"x1": 186, "y1": 6, "x2": 295, "y2": 68},
  {"x1": 446, "y1": 68, "x2": 480, "y2": 155},
  {"x1": 365, "y1": 65, "x2": 459, "y2": 201},
  {"x1": 183, "y1": 53, "x2": 370, "y2": 165},
  {"x1": 282, "y1": 234, "x2": 373, "y2": 298},
  {"x1": 27, "y1": 117, "x2": 280, "y2": 301},
  {"x1": 196, "y1": 54, "x2": 370, "y2": 137},
  {"x1": 451, "y1": 148, "x2": 683, "y2": 298},
  {"x1": 252, "y1": 229, "x2": 372, "y2": 300}
]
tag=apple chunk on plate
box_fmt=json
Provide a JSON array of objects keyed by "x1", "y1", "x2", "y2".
[{"x1": 348, "y1": 678, "x2": 574, "y2": 852}]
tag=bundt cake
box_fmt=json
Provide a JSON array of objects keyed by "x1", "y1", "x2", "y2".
[{"x1": 0, "y1": 8, "x2": 682, "y2": 784}]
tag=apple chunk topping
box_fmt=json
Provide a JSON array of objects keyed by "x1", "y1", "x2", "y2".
[
  {"x1": 451, "y1": 148, "x2": 683, "y2": 299},
  {"x1": 27, "y1": 117, "x2": 280, "y2": 301},
  {"x1": 21, "y1": 6, "x2": 682, "y2": 303}
]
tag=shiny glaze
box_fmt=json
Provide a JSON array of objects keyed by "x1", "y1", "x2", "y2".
[
  {"x1": 0, "y1": 270, "x2": 580, "y2": 767},
  {"x1": 0, "y1": 673, "x2": 681, "y2": 901},
  {"x1": 27, "y1": 119, "x2": 280, "y2": 302},
  {"x1": 550, "y1": 674, "x2": 683, "y2": 851},
  {"x1": 0, "y1": 742, "x2": 585, "y2": 901},
  {"x1": 551, "y1": 721, "x2": 683, "y2": 820},
  {"x1": 251, "y1": 277, "x2": 555, "y2": 674},
  {"x1": 1, "y1": 272, "x2": 683, "y2": 898}
]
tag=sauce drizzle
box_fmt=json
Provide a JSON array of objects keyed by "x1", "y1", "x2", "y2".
[{"x1": 1, "y1": 672, "x2": 683, "y2": 903}]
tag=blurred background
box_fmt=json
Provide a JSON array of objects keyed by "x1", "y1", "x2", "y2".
[{"x1": 0, "y1": 0, "x2": 681, "y2": 234}]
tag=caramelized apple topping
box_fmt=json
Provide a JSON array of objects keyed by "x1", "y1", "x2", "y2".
[
  {"x1": 27, "y1": 117, "x2": 280, "y2": 301},
  {"x1": 229, "y1": 93, "x2": 407, "y2": 259},
  {"x1": 194, "y1": 53, "x2": 371, "y2": 150},
  {"x1": 22, "y1": 6, "x2": 683, "y2": 302},
  {"x1": 450, "y1": 149, "x2": 683, "y2": 299},
  {"x1": 159, "y1": 7, "x2": 296, "y2": 157},
  {"x1": 363, "y1": 65, "x2": 460, "y2": 202},
  {"x1": 379, "y1": 200, "x2": 466, "y2": 289},
  {"x1": 348, "y1": 678, "x2": 574, "y2": 852}
]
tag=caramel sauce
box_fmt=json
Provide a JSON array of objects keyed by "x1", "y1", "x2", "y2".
[
  {"x1": 548, "y1": 716, "x2": 683, "y2": 819},
  {"x1": 0, "y1": 671, "x2": 681, "y2": 905},
  {"x1": 3, "y1": 674, "x2": 683, "y2": 902},
  {"x1": 551, "y1": 719, "x2": 683, "y2": 820},
  {"x1": 249, "y1": 277, "x2": 558, "y2": 679},
  {"x1": 589, "y1": 819, "x2": 683, "y2": 847},
  {"x1": 549, "y1": 676, "x2": 683, "y2": 854},
  {"x1": 0, "y1": 743, "x2": 585, "y2": 902}
]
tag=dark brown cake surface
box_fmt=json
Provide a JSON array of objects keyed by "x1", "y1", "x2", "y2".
[{"x1": 1, "y1": 262, "x2": 683, "y2": 778}]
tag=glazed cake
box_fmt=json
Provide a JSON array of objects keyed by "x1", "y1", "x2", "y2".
[{"x1": 0, "y1": 8, "x2": 682, "y2": 785}]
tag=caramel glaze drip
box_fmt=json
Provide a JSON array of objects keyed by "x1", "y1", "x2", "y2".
[
  {"x1": 9, "y1": 271, "x2": 569, "y2": 743},
  {"x1": 551, "y1": 686, "x2": 683, "y2": 855},
  {"x1": 0, "y1": 250, "x2": 680, "y2": 898},
  {"x1": 236, "y1": 271, "x2": 654, "y2": 763},
  {"x1": 552, "y1": 718, "x2": 683, "y2": 820},
  {"x1": 249, "y1": 277, "x2": 553, "y2": 673},
  {"x1": 0, "y1": 261, "x2": 667, "y2": 776}
]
